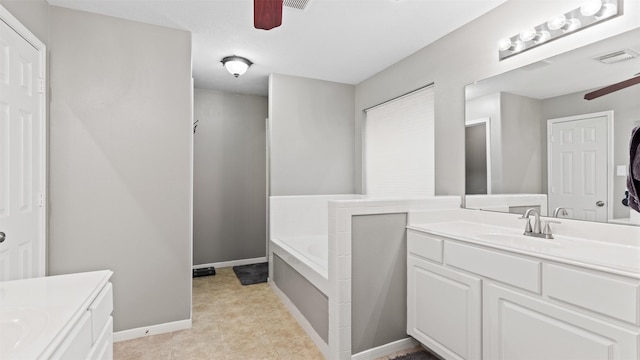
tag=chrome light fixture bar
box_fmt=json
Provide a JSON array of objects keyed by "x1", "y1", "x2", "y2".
[{"x1": 498, "y1": 0, "x2": 622, "y2": 61}]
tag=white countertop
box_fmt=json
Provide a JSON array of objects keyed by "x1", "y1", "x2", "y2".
[
  {"x1": 0, "y1": 270, "x2": 113, "y2": 359},
  {"x1": 408, "y1": 209, "x2": 640, "y2": 279}
]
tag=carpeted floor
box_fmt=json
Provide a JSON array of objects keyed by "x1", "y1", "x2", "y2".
[{"x1": 232, "y1": 262, "x2": 268, "y2": 285}]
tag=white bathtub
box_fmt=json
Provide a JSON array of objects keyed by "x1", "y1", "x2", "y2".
[
  {"x1": 269, "y1": 194, "x2": 363, "y2": 295},
  {"x1": 269, "y1": 194, "x2": 463, "y2": 360}
]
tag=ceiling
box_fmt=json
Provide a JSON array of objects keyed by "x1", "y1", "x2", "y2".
[
  {"x1": 46, "y1": 0, "x2": 508, "y2": 96},
  {"x1": 466, "y1": 27, "x2": 640, "y2": 100}
]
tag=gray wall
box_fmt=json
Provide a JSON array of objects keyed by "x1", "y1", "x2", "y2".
[
  {"x1": 351, "y1": 213, "x2": 408, "y2": 354},
  {"x1": 269, "y1": 74, "x2": 355, "y2": 196},
  {"x1": 500, "y1": 92, "x2": 543, "y2": 194},
  {"x1": 354, "y1": 0, "x2": 640, "y2": 197},
  {"x1": 0, "y1": 0, "x2": 49, "y2": 46},
  {"x1": 48, "y1": 7, "x2": 192, "y2": 332},
  {"x1": 466, "y1": 92, "x2": 503, "y2": 192},
  {"x1": 465, "y1": 123, "x2": 487, "y2": 195},
  {"x1": 193, "y1": 89, "x2": 267, "y2": 265},
  {"x1": 542, "y1": 85, "x2": 640, "y2": 219}
]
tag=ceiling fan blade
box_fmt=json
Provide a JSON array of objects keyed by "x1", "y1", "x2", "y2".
[
  {"x1": 254, "y1": 0, "x2": 283, "y2": 30},
  {"x1": 584, "y1": 75, "x2": 640, "y2": 100}
]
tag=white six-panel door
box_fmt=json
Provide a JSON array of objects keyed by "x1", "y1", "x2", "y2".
[
  {"x1": 547, "y1": 112, "x2": 612, "y2": 223},
  {"x1": 0, "y1": 8, "x2": 46, "y2": 281}
]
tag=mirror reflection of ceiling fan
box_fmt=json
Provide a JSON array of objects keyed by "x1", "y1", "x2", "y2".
[
  {"x1": 584, "y1": 73, "x2": 640, "y2": 100},
  {"x1": 585, "y1": 49, "x2": 640, "y2": 100},
  {"x1": 254, "y1": 0, "x2": 310, "y2": 30}
]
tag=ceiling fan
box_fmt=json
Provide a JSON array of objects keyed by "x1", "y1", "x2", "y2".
[
  {"x1": 584, "y1": 73, "x2": 640, "y2": 100},
  {"x1": 254, "y1": 0, "x2": 283, "y2": 30}
]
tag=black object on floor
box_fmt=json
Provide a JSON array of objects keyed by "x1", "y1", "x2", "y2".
[
  {"x1": 391, "y1": 350, "x2": 442, "y2": 360},
  {"x1": 193, "y1": 267, "x2": 216, "y2": 278},
  {"x1": 233, "y1": 262, "x2": 268, "y2": 285}
]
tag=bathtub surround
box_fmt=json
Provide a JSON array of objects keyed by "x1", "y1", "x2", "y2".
[
  {"x1": 269, "y1": 195, "x2": 461, "y2": 359},
  {"x1": 193, "y1": 89, "x2": 268, "y2": 266}
]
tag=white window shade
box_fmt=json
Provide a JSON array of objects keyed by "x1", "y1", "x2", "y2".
[{"x1": 364, "y1": 86, "x2": 435, "y2": 197}]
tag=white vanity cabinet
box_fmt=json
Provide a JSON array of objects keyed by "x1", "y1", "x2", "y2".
[
  {"x1": 0, "y1": 270, "x2": 114, "y2": 360},
  {"x1": 407, "y1": 228, "x2": 640, "y2": 360},
  {"x1": 407, "y1": 230, "x2": 482, "y2": 360},
  {"x1": 484, "y1": 281, "x2": 638, "y2": 360},
  {"x1": 51, "y1": 281, "x2": 114, "y2": 360}
]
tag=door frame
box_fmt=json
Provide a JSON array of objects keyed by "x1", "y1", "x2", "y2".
[
  {"x1": 546, "y1": 111, "x2": 614, "y2": 222},
  {"x1": 0, "y1": 5, "x2": 48, "y2": 276}
]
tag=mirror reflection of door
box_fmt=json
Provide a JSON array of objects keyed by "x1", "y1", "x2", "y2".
[
  {"x1": 465, "y1": 118, "x2": 491, "y2": 195},
  {"x1": 547, "y1": 111, "x2": 613, "y2": 222}
]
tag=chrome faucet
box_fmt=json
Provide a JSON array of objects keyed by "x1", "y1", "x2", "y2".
[
  {"x1": 521, "y1": 208, "x2": 542, "y2": 234},
  {"x1": 553, "y1": 207, "x2": 568, "y2": 218},
  {"x1": 519, "y1": 208, "x2": 559, "y2": 239}
]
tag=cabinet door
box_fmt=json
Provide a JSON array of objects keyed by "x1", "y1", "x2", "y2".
[
  {"x1": 408, "y1": 255, "x2": 481, "y2": 360},
  {"x1": 484, "y1": 282, "x2": 640, "y2": 360}
]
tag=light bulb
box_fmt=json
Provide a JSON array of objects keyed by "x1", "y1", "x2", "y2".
[
  {"x1": 547, "y1": 15, "x2": 567, "y2": 31},
  {"x1": 498, "y1": 38, "x2": 513, "y2": 51},
  {"x1": 580, "y1": 0, "x2": 603, "y2": 16},
  {"x1": 519, "y1": 28, "x2": 538, "y2": 42}
]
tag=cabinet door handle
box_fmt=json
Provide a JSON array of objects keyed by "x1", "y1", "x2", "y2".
[
  {"x1": 596, "y1": 201, "x2": 605, "y2": 207},
  {"x1": 0, "y1": 232, "x2": 5, "y2": 243}
]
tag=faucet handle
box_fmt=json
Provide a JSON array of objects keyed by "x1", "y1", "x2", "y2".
[{"x1": 543, "y1": 220, "x2": 561, "y2": 236}]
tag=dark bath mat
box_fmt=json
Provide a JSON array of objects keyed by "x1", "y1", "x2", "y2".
[
  {"x1": 232, "y1": 262, "x2": 268, "y2": 285},
  {"x1": 391, "y1": 349, "x2": 442, "y2": 360}
]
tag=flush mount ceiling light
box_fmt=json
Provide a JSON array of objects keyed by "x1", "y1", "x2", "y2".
[
  {"x1": 221, "y1": 56, "x2": 253, "y2": 78},
  {"x1": 498, "y1": 0, "x2": 621, "y2": 61}
]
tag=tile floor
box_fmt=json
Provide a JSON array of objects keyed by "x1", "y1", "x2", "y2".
[{"x1": 114, "y1": 267, "x2": 423, "y2": 360}]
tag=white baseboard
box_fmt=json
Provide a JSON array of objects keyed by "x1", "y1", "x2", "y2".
[
  {"x1": 351, "y1": 337, "x2": 420, "y2": 360},
  {"x1": 193, "y1": 256, "x2": 267, "y2": 270},
  {"x1": 113, "y1": 319, "x2": 192, "y2": 343},
  {"x1": 269, "y1": 280, "x2": 329, "y2": 358}
]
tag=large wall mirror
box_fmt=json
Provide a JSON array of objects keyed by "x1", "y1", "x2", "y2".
[{"x1": 465, "y1": 27, "x2": 640, "y2": 225}]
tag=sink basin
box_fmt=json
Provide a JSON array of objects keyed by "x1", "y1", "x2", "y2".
[
  {"x1": 473, "y1": 232, "x2": 565, "y2": 251},
  {"x1": 0, "y1": 308, "x2": 48, "y2": 356}
]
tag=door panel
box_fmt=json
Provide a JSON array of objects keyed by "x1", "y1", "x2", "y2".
[
  {"x1": 0, "y1": 16, "x2": 43, "y2": 281},
  {"x1": 548, "y1": 114, "x2": 608, "y2": 222}
]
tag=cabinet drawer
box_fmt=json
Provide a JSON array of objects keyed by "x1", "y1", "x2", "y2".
[
  {"x1": 87, "y1": 316, "x2": 113, "y2": 360},
  {"x1": 89, "y1": 282, "x2": 113, "y2": 344},
  {"x1": 408, "y1": 230, "x2": 443, "y2": 263},
  {"x1": 544, "y1": 264, "x2": 640, "y2": 325},
  {"x1": 445, "y1": 242, "x2": 541, "y2": 293},
  {"x1": 51, "y1": 311, "x2": 92, "y2": 360}
]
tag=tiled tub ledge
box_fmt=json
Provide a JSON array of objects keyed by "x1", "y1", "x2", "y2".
[{"x1": 269, "y1": 195, "x2": 461, "y2": 360}]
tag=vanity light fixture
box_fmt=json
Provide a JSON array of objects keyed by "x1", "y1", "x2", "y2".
[
  {"x1": 498, "y1": 0, "x2": 621, "y2": 60},
  {"x1": 221, "y1": 55, "x2": 253, "y2": 78}
]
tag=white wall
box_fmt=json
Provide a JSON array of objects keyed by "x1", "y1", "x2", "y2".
[
  {"x1": 193, "y1": 89, "x2": 267, "y2": 265},
  {"x1": 269, "y1": 74, "x2": 355, "y2": 196},
  {"x1": 355, "y1": 0, "x2": 640, "y2": 197},
  {"x1": 48, "y1": 7, "x2": 193, "y2": 332}
]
